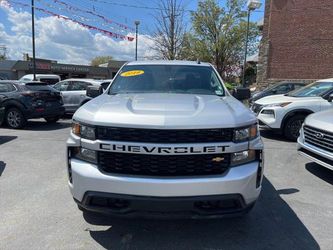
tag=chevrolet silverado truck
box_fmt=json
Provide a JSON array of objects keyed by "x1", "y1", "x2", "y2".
[
  {"x1": 67, "y1": 61, "x2": 264, "y2": 218},
  {"x1": 298, "y1": 108, "x2": 333, "y2": 171},
  {"x1": 252, "y1": 78, "x2": 333, "y2": 141}
]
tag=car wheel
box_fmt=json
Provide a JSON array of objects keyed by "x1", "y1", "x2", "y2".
[
  {"x1": 6, "y1": 107, "x2": 27, "y2": 129},
  {"x1": 284, "y1": 115, "x2": 305, "y2": 141},
  {"x1": 45, "y1": 116, "x2": 60, "y2": 123}
]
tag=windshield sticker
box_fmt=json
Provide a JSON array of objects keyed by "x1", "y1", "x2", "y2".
[{"x1": 120, "y1": 70, "x2": 144, "y2": 77}]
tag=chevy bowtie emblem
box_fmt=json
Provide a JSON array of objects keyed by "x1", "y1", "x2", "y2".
[
  {"x1": 212, "y1": 157, "x2": 225, "y2": 162},
  {"x1": 315, "y1": 133, "x2": 324, "y2": 139}
]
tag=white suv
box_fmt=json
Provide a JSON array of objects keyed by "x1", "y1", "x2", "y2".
[{"x1": 252, "y1": 79, "x2": 333, "y2": 141}]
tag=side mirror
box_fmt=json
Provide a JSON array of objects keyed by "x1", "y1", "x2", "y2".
[
  {"x1": 86, "y1": 85, "x2": 103, "y2": 98},
  {"x1": 232, "y1": 87, "x2": 251, "y2": 101},
  {"x1": 328, "y1": 93, "x2": 333, "y2": 103}
]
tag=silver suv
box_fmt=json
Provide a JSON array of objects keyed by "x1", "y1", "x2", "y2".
[
  {"x1": 66, "y1": 61, "x2": 264, "y2": 218},
  {"x1": 298, "y1": 108, "x2": 333, "y2": 171},
  {"x1": 53, "y1": 79, "x2": 110, "y2": 113}
]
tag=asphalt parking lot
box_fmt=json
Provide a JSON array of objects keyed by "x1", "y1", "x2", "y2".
[{"x1": 1, "y1": 119, "x2": 332, "y2": 250}]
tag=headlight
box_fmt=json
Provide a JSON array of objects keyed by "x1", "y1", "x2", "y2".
[
  {"x1": 72, "y1": 122, "x2": 96, "y2": 140},
  {"x1": 234, "y1": 124, "x2": 258, "y2": 142},
  {"x1": 71, "y1": 147, "x2": 97, "y2": 164},
  {"x1": 261, "y1": 109, "x2": 275, "y2": 116},
  {"x1": 266, "y1": 102, "x2": 291, "y2": 107},
  {"x1": 230, "y1": 150, "x2": 256, "y2": 167}
]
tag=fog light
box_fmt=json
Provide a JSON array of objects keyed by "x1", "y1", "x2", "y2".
[
  {"x1": 71, "y1": 147, "x2": 97, "y2": 164},
  {"x1": 230, "y1": 150, "x2": 256, "y2": 166}
]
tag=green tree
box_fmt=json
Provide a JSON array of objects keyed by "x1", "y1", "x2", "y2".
[
  {"x1": 0, "y1": 54, "x2": 7, "y2": 61},
  {"x1": 182, "y1": 0, "x2": 259, "y2": 79},
  {"x1": 90, "y1": 56, "x2": 113, "y2": 66}
]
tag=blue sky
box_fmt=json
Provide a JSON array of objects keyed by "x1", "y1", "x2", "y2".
[{"x1": 0, "y1": 0, "x2": 264, "y2": 64}]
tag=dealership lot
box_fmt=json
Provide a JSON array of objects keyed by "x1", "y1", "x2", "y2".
[{"x1": 0, "y1": 119, "x2": 332, "y2": 250}]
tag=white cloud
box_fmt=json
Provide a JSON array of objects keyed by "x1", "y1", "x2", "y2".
[{"x1": 0, "y1": 2, "x2": 156, "y2": 64}]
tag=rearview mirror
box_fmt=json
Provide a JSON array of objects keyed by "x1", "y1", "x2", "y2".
[
  {"x1": 232, "y1": 87, "x2": 251, "y2": 101},
  {"x1": 86, "y1": 85, "x2": 103, "y2": 98}
]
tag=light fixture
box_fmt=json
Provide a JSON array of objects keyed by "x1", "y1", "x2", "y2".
[{"x1": 247, "y1": 0, "x2": 262, "y2": 11}]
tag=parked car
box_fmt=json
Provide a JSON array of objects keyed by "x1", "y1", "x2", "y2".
[
  {"x1": 251, "y1": 78, "x2": 333, "y2": 141},
  {"x1": 0, "y1": 80, "x2": 64, "y2": 128},
  {"x1": 250, "y1": 81, "x2": 307, "y2": 103},
  {"x1": 19, "y1": 74, "x2": 61, "y2": 85},
  {"x1": 52, "y1": 79, "x2": 111, "y2": 113},
  {"x1": 67, "y1": 60, "x2": 264, "y2": 218},
  {"x1": 297, "y1": 108, "x2": 333, "y2": 171}
]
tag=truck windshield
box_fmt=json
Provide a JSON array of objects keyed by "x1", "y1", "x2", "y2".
[
  {"x1": 288, "y1": 81, "x2": 333, "y2": 97},
  {"x1": 109, "y1": 65, "x2": 225, "y2": 96}
]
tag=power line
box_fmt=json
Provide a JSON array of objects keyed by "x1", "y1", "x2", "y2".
[{"x1": 84, "y1": 0, "x2": 264, "y2": 13}]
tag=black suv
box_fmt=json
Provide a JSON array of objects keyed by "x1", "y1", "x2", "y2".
[
  {"x1": 250, "y1": 81, "x2": 307, "y2": 103},
  {"x1": 0, "y1": 81, "x2": 65, "y2": 128}
]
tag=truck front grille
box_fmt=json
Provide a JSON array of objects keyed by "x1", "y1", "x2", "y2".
[
  {"x1": 96, "y1": 127, "x2": 233, "y2": 143},
  {"x1": 304, "y1": 126, "x2": 333, "y2": 153},
  {"x1": 98, "y1": 152, "x2": 230, "y2": 176}
]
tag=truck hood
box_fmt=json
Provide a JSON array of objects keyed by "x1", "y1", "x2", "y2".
[
  {"x1": 73, "y1": 93, "x2": 256, "y2": 129},
  {"x1": 255, "y1": 94, "x2": 323, "y2": 105},
  {"x1": 304, "y1": 109, "x2": 333, "y2": 132}
]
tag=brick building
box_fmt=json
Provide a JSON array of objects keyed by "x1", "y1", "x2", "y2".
[{"x1": 257, "y1": 0, "x2": 333, "y2": 88}]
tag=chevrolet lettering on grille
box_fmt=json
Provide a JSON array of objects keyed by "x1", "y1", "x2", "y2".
[{"x1": 100, "y1": 143, "x2": 230, "y2": 154}]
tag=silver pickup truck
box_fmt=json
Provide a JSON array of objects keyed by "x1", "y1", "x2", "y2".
[
  {"x1": 66, "y1": 60, "x2": 264, "y2": 218},
  {"x1": 298, "y1": 109, "x2": 333, "y2": 171}
]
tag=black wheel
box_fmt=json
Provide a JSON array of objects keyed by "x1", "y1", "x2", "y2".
[
  {"x1": 45, "y1": 116, "x2": 60, "y2": 123},
  {"x1": 284, "y1": 115, "x2": 306, "y2": 141},
  {"x1": 5, "y1": 107, "x2": 26, "y2": 129}
]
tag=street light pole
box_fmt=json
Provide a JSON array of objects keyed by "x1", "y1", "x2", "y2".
[
  {"x1": 242, "y1": 10, "x2": 251, "y2": 87},
  {"x1": 242, "y1": 0, "x2": 262, "y2": 87},
  {"x1": 134, "y1": 21, "x2": 140, "y2": 61},
  {"x1": 31, "y1": 0, "x2": 37, "y2": 81}
]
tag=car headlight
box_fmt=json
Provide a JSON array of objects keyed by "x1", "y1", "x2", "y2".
[
  {"x1": 234, "y1": 124, "x2": 258, "y2": 142},
  {"x1": 230, "y1": 150, "x2": 256, "y2": 167},
  {"x1": 71, "y1": 147, "x2": 97, "y2": 164},
  {"x1": 266, "y1": 102, "x2": 292, "y2": 107},
  {"x1": 72, "y1": 122, "x2": 96, "y2": 140},
  {"x1": 261, "y1": 109, "x2": 275, "y2": 116}
]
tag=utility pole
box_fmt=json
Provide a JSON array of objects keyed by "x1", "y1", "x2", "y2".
[
  {"x1": 135, "y1": 20, "x2": 140, "y2": 61},
  {"x1": 0, "y1": 45, "x2": 7, "y2": 60},
  {"x1": 242, "y1": 10, "x2": 251, "y2": 87},
  {"x1": 31, "y1": 0, "x2": 37, "y2": 81}
]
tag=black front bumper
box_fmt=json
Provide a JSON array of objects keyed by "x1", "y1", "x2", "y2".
[{"x1": 75, "y1": 192, "x2": 255, "y2": 219}]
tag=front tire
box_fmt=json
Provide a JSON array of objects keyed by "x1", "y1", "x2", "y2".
[
  {"x1": 284, "y1": 115, "x2": 305, "y2": 141},
  {"x1": 6, "y1": 107, "x2": 27, "y2": 129}
]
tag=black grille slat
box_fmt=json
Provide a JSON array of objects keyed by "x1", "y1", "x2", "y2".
[
  {"x1": 98, "y1": 152, "x2": 230, "y2": 176},
  {"x1": 96, "y1": 127, "x2": 233, "y2": 143},
  {"x1": 304, "y1": 126, "x2": 333, "y2": 153}
]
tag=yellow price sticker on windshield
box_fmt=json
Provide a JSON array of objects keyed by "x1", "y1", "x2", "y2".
[{"x1": 121, "y1": 70, "x2": 144, "y2": 77}]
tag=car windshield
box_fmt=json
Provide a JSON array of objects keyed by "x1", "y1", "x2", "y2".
[
  {"x1": 109, "y1": 65, "x2": 225, "y2": 96},
  {"x1": 288, "y1": 81, "x2": 333, "y2": 97}
]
